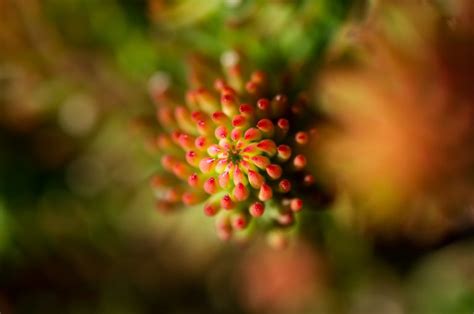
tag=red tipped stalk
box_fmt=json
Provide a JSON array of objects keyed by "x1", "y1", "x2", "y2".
[
  {"x1": 245, "y1": 81, "x2": 258, "y2": 94},
  {"x1": 232, "y1": 115, "x2": 246, "y2": 128},
  {"x1": 182, "y1": 192, "x2": 201, "y2": 205},
  {"x1": 188, "y1": 173, "x2": 199, "y2": 187},
  {"x1": 248, "y1": 170, "x2": 264, "y2": 189},
  {"x1": 196, "y1": 120, "x2": 212, "y2": 135},
  {"x1": 215, "y1": 215, "x2": 232, "y2": 240},
  {"x1": 232, "y1": 213, "x2": 248, "y2": 230},
  {"x1": 172, "y1": 162, "x2": 191, "y2": 180},
  {"x1": 259, "y1": 183, "x2": 273, "y2": 201},
  {"x1": 304, "y1": 174, "x2": 315, "y2": 185},
  {"x1": 194, "y1": 136, "x2": 208, "y2": 150},
  {"x1": 211, "y1": 111, "x2": 228, "y2": 124},
  {"x1": 233, "y1": 183, "x2": 249, "y2": 201},
  {"x1": 215, "y1": 125, "x2": 228, "y2": 140},
  {"x1": 249, "y1": 202, "x2": 265, "y2": 217},
  {"x1": 219, "y1": 171, "x2": 231, "y2": 188},
  {"x1": 290, "y1": 198, "x2": 303, "y2": 212},
  {"x1": 257, "y1": 98, "x2": 270, "y2": 111},
  {"x1": 266, "y1": 164, "x2": 282, "y2": 179},
  {"x1": 279, "y1": 179, "x2": 292, "y2": 193},
  {"x1": 221, "y1": 94, "x2": 238, "y2": 116},
  {"x1": 244, "y1": 128, "x2": 262, "y2": 141},
  {"x1": 204, "y1": 203, "x2": 219, "y2": 216},
  {"x1": 233, "y1": 167, "x2": 247, "y2": 185},
  {"x1": 251, "y1": 155, "x2": 270, "y2": 169},
  {"x1": 293, "y1": 154, "x2": 307, "y2": 169},
  {"x1": 207, "y1": 144, "x2": 221, "y2": 157},
  {"x1": 277, "y1": 118, "x2": 289, "y2": 132},
  {"x1": 257, "y1": 139, "x2": 277, "y2": 156},
  {"x1": 161, "y1": 155, "x2": 176, "y2": 171},
  {"x1": 185, "y1": 150, "x2": 200, "y2": 166},
  {"x1": 277, "y1": 145, "x2": 292, "y2": 161},
  {"x1": 256, "y1": 119, "x2": 274, "y2": 135},
  {"x1": 295, "y1": 131, "x2": 309, "y2": 145},
  {"x1": 239, "y1": 104, "x2": 254, "y2": 117},
  {"x1": 221, "y1": 194, "x2": 234, "y2": 210},
  {"x1": 231, "y1": 128, "x2": 242, "y2": 141},
  {"x1": 196, "y1": 88, "x2": 219, "y2": 113},
  {"x1": 277, "y1": 212, "x2": 294, "y2": 225},
  {"x1": 199, "y1": 157, "x2": 216, "y2": 173},
  {"x1": 204, "y1": 177, "x2": 218, "y2": 194},
  {"x1": 178, "y1": 133, "x2": 195, "y2": 150}
]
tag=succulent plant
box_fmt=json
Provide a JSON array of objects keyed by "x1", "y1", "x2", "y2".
[{"x1": 149, "y1": 56, "x2": 320, "y2": 245}]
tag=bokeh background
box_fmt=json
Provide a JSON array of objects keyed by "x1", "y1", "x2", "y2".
[{"x1": 0, "y1": 0, "x2": 473, "y2": 313}]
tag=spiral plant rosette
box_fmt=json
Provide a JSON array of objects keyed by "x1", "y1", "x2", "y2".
[{"x1": 149, "y1": 59, "x2": 319, "y2": 245}]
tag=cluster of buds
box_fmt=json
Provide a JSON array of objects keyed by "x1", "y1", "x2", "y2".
[{"x1": 149, "y1": 59, "x2": 317, "y2": 245}]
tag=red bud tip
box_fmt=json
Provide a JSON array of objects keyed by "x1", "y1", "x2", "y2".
[
  {"x1": 244, "y1": 128, "x2": 262, "y2": 141},
  {"x1": 217, "y1": 226, "x2": 232, "y2": 241},
  {"x1": 221, "y1": 94, "x2": 235, "y2": 105},
  {"x1": 204, "y1": 203, "x2": 218, "y2": 216},
  {"x1": 290, "y1": 198, "x2": 303, "y2": 212},
  {"x1": 178, "y1": 134, "x2": 194, "y2": 150},
  {"x1": 251, "y1": 70, "x2": 266, "y2": 83},
  {"x1": 170, "y1": 130, "x2": 181, "y2": 144},
  {"x1": 304, "y1": 174, "x2": 315, "y2": 185},
  {"x1": 172, "y1": 162, "x2": 191, "y2": 180},
  {"x1": 182, "y1": 192, "x2": 199, "y2": 205},
  {"x1": 256, "y1": 119, "x2": 274, "y2": 133},
  {"x1": 204, "y1": 177, "x2": 217, "y2": 194},
  {"x1": 257, "y1": 139, "x2": 277, "y2": 155},
  {"x1": 232, "y1": 214, "x2": 247, "y2": 230},
  {"x1": 266, "y1": 164, "x2": 282, "y2": 179},
  {"x1": 215, "y1": 125, "x2": 228, "y2": 139},
  {"x1": 211, "y1": 111, "x2": 227, "y2": 124},
  {"x1": 259, "y1": 183, "x2": 273, "y2": 201},
  {"x1": 185, "y1": 150, "x2": 199, "y2": 166},
  {"x1": 233, "y1": 167, "x2": 246, "y2": 185},
  {"x1": 188, "y1": 173, "x2": 199, "y2": 187},
  {"x1": 214, "y1": 78, "x2": 226, "y2": 91},
  {"x1": 221, "y1": 86, "x2": 236, "y2": 96},
  {"x1": 251, "y1": 155, "x2": 270, "y2": 169},
  {"x1": 239, "y1": 104, "x2": 253, "y2": 116},
  {"x1": 245, "y1": 81, "x2": 258, "y2": 94},
  {"x1": 295, "y1": 131, "x2": 309, "y2": 144},
  {"x1": 207, "y1": 144, "x2": 221, "y2": 156},
  {"x1": 233, "y1": 183, "x2": 249, "y2": 201},
  {"x1": 195, "y1": 136, "x2": 207, "y2": 150},
  {"x1": 277, "y1": 212, "x2": 294, "y2": 225},
  {"x1": 221, "y1": 194, "x2": 234, "y2": 209},
  {"x1": 248, "y1": 170, "x2": 264, "y2": 189},
  {"x1": 191, "y1": 111, "x2": 206, "y2": 123},
  {"x1": 257, "y1": 98, "x2": 270, "y2": 110},
  {"x1": 277, "y1": 144, "x2": 292, "y2": 161},
  {"x1": 151, "y1": 175, "x2": 167, "y2": 189},
  {"x1": 277, "y1": 118, "x2": 289, "y2": 131},
  {"x1": 157, "y1": 107, "x2": 174, "y2": 126},
  {"x1": 161, "y1": 155, "x2": 175, "y2": 171},
  {"x1": 231, "y1": 128, "x2": 242, "y2": 141},
  {"x1": 199, "y1": 157, "x2": 216, "y2": 173},
  {"x1": 219, "y1": 171, "x2": 231, "y2": 188},
  {"x1": 197, "y1": 120, "x2": 211, "y2": 134},
  {"x1": 293, "y1": 154, "x2": 307, "y2": 169},
  {"x1": 279, "y1": 179, "x2": 292, "y2": 193},
  {"x1": 249, "y1": 202, "x2": 265, "y2": 217},
  {"x1": 232, "y1": 115, "x2": 246, "y2": 127}
]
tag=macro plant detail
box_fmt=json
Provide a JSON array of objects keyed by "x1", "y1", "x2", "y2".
[{"x1": 149, "y1": 59, "x2": 317, "y2": 243}]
